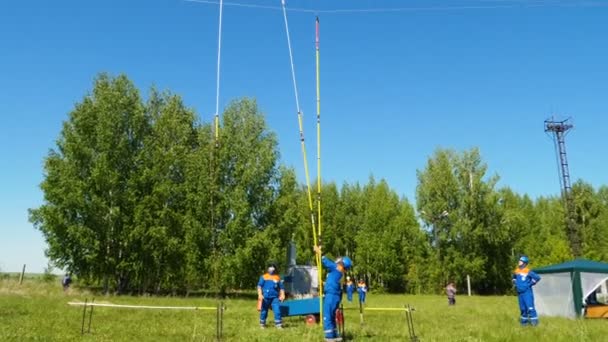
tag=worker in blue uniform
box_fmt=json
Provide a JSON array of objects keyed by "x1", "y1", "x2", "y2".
[
  {"x1": 62, "y1": 273, "x2": 72, "y2": 291},
  {"x1": 345, "y1": 276, "x2": 354, "y2": 303},
  {"x1": 314, "y1": 245, "x2": 352, "y2": 342},
  {"x1": 257, "y1": 263, "x2": 285, "y2": 329},
  {"x1": 512, "y1": 256, "x2": 541, "y2": 326},
  {"x1": 357, "y1": 279, "x2": 367, "y2": 305}
]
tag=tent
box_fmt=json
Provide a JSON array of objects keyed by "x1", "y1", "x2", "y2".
[{"x1": 533, "y1": 259, "x2": 608, "y2": 318}]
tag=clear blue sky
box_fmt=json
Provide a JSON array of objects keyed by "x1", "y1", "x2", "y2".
[{"x1": 1, "y1": 0, "x2": 607, "y2": 273}]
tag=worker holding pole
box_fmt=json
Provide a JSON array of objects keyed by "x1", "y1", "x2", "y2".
[{"x1": 314, "y1": 245, "x2": 352, "y2": 342}]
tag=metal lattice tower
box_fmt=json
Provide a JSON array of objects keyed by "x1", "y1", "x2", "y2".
[{"x1": 544, "y1": 118, "x2": 580, "y2": 257}]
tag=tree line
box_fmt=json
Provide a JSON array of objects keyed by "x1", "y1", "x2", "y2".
[{"x1": 30, "y1": 74, "x2": 608, "y2": 295}]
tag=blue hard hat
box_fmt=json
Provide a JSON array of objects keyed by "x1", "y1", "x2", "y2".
[
  {"x1": 341, "y1": 257, "x2": 353, "y2": 270},
  {"x1": 519, "y1": 256, "x2": 529, "y2": 264}
]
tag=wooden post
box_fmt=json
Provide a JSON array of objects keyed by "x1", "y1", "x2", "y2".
[
  {"x1": 81, "y1": 298, "x2": 88, "y2": 335},
  {"x1": 339, "y1": 303, "x2": 345, "y2": 338},
  {"x1": 467, "y1": 275, "x2": 471, "y2": 296},
  {"x1": 405, "y1": 304, "x2": 418, "y2": 342},
  {"x1": 216, "y1": 302, "x2": 222, "y2": 341},
  {"x1": 359, "y1": 296, "x2": 364, "y2": 326},
  {"x1": 19, "y1": 264, "x2": 26, "y2": 285},
  {"x1": 87, "y1": 298, "x2": 95, "y2": 333},
  {"x1": 220, "y1": 302, "x2": 224, "y2": 340}
]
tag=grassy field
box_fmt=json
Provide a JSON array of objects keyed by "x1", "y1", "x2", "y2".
[{"x1": 1, "y1": 277, "x2": 606, "y2": 341}]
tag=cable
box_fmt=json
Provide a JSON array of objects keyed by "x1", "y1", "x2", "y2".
[
  {"x1": 214, "y1": 0, "x2": 223, "y2": 144},
  {"x1": 315, "y1": 16, "x2": 322, "y2": 252},
  {"x1": 210, "y1": 0, "x2": 223, "y2": 289},
  {"x1": 185, "y1": 0, "x2": 608, "y2": 14},
  {"x1": 281, "y1": 0, "x2": 301, "y2": 113},
  {"x1": 315, "y1": 15, "x2": 323, "y2": 321},
  {"x1": 186, "y1": 0, "x2": 311, "y2": 12}
]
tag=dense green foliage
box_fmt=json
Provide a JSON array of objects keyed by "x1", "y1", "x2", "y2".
[{"x1": 30, "y1": 74, "x2": 608, "y2": 295}]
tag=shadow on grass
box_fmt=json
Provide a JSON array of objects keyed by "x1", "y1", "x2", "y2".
[{"x1": 342, "y1": 331, "x2": 361, "y2": 340}]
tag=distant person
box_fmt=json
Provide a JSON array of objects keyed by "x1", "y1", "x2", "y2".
[
  {"x1": 446, "y1": 282, "x2": 457, "y2": 306},
  {"x1": 513, "y1": 256, "x2": 541, "y2": 326},
  {"x1": 62, "y1": 273, "x2": 72, "y2": 291},
  {"x1": 345, "y1": 276, "x2": 354, "y2": 303},
  {"x1": 314, "y1": 245, "x2": 352, "y2": 342},
  {"x1": 357, "y1": 279, "x2": 367, "y2": 305},
  {"x1": 257, "y1": 263, "x2": 285, "y2": 329}
]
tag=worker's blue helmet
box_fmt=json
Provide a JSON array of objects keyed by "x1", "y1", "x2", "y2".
[
  {"x1": 519, "y1": 256, "x2": 529, "y2": 264},
  {"x1": 341, "y1": 257, "x2": 353, "y2": 270}
]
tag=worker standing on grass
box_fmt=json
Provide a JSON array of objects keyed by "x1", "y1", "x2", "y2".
[
  {"x1": 357, "y1": 279, "x2": 367, "y2": 305},
  {"x1": 314, "y1": 245, "x2": 352, "y2": 342},
  {"x1": 62, "y1": 273, "x2": 72, "y2": 291},
  {"x1": 446, "y1": 282, "x2": 457, "y2": 306},
  {"x1": 257, "y1": 263, "x2": 285, "y2": 329},
  {"x1": 513, "y1": 256, "x2": 541, "y2": 326},
  {"x1": 345, "y1": 276, "x2": 354, "y2": 303}
]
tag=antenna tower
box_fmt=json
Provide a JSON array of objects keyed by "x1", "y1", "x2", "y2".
[{"x1": 544, "y1": 117, "x2": 579, "y2": 257}]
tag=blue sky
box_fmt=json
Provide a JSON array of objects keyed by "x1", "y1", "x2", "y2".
[{"x1": 1, "y1": 0, "x2": 607, "y2": 273}]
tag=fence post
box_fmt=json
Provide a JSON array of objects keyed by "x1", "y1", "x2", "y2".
[
  {"x1": 339, "y1": 303, "x2": 345, "y2": 338},
  {"x1": 216, "y1": 302, "x2": 223, "y2": 341},
  {"x1": 19, "y1": 264, "x2": 26, "y2": 285},
  {"x1": 359, "y1": 296, "x2": 364, "y2": 326},
  {"x1": 87, "y1": 298, "x2": 95, "y2": 333},
  {"x1": 467, "y1": 275, "x2": 471, "y2": 296},
  {"x1": 81, "y1": 298, "x2": 88, "y2": 335},
  {"x1": 220, "y1": 301, "x2": 224, "y2": 340}
]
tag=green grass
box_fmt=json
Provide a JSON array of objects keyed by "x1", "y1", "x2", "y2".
[{"x1": 1, "y1": 278, "x2": 606, "y2": 341}]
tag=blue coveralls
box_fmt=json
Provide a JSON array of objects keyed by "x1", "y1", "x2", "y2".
[
  {"x1": 321, "y1": 256, "x2": 344, "y2": 339},
  {"x1": 513, "y1": 266, "x2": 541, "y2": 326},
  {"x1": 62, "y1": 275, "x2": 72, "y2": 290},
  {"x1": 346, "y1": 280, "x2": 354, "y2": 302},
  {"x1": 357, "y1": 281, "x2": 367, "y2": 304},
  {"x1": 257, "y1": 272, "x2": 284, "y2": 327}
]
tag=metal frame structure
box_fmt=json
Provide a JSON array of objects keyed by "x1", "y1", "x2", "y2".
[{"x1": 544, "y1": 117, "x2": 579, "y2": 257}]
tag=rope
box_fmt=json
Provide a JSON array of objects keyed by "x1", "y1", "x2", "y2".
[
  {"x1": 279, "y1": 0, "x2": 316, "y2": 247},
  {"x1": 279, "y1": 0, "x2": 322, "y2": 321},
  {"x1": 343, "y1": 306, "x2": 413, "y2": 312},
  {"x1": 280, "y1": 0, "x2": 301, "y2": 113},
  {"x1": 364, "y1": 307, "x2": 412, "y2": 312},
  {"x1": 68, "y1": 302, "x2": 217, "y2": 310}
]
